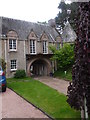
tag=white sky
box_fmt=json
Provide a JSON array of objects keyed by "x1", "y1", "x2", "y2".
[{"x1": 0, "y1": 0, "x2": 61, "y2": 23}]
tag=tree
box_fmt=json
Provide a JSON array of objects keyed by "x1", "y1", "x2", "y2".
[
  {"x1": 49, "y1": 44, "x2": 74, "y2": 70},
  {"x1": 67, "y1": 2, "x2": 90, "y2": 118},
  {"x1": 55, "y1": 1, "x2": 79, "y2": 31}
]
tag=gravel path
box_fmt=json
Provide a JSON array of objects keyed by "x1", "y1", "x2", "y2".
[
  {"x1": 2, "y1": 88, "x2": 48, "y2": 118},
  {"x1": 34, "y1": 76, "x2": 69, "y2": 95}
]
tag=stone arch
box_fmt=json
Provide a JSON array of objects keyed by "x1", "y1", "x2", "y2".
[{"x1": 27, "y1": 58, "x2": 52, "y2": 76}]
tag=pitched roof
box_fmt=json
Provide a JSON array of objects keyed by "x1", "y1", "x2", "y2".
[
  {"x1": 61, "y1": 21, "x2": 77, "y2": 43},
  {"x1": 0, "y1": 17, "x2": 59, "y2": 42}
]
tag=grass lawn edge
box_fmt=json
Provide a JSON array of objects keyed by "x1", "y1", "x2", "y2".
[
  {"x1": 7, "y1": 77, "x2": 80, "y2": 119},
  {"x1": 8, "y1": 87, "x2": 54, "y2": 120}
]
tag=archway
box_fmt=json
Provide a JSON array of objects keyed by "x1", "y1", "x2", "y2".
[{"x1": 27, "y1": 58, "x2": 51, "y2": 76}]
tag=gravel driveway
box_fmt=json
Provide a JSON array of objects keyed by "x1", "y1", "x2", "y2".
[
  {"x1": 1, "y1": 88, "x2": 48, "y2": 118},
  {"x1": 34, "y1": 76, "x2": 69, "y2": 95}
]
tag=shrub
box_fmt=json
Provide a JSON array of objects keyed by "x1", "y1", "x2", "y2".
[
  {"x1": 14, "y1": 70, "x2": 26, "y2": 78},
  {"x1": 49, "y1": 44, "x2": 75, "y2": 70}
]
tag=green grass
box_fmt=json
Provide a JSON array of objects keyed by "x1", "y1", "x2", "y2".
[
  {"x1": 7, "y1": 77, "x2": 80, "y2": 119},
  {"x1": 7, "y1": 77, "x2": 31, "y2": 81},
  {"x1": 54, "y1": 69, "x2": 72, "y2": 81}
]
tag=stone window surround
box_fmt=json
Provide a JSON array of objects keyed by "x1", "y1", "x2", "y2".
[
  {"x1": 10, "y1": 59, "x2": 17, "y2": 71},
  {"x1": 43, "y1": 41, "x2": 48, "y2": 54},
  {"x1": 7, "y1": 30, "x2": 18, "y2": 52},
  {"x1": 29, "y1": 39, "x2": 37, "y2": 54},
  {"x1": 8, "y1": 38, "x2": 17, "y2": 51},
  {"x1": 41, "y1": 32, "x2": 49, "y2": 54},
  {"x1": 28, "y1": 30, "x2": 37, "y2": 55},
  {"x1": 56, "y1": 42, "x2": 61, "y2": 50},
  {"x1": 8, "y1": 37, "x2": 18, "y2": 52}
]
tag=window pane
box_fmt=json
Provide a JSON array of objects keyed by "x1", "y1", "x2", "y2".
[
  {"x1": 9, "y1": 39, "x2": 13, "y2": 49},
  {"x1": 57, "y1": 43, "x2": 60, "y2": 50},
  {"x1": 9, "y1": 39, "x2": 16, "y2": 50},
  {"x1": 13, "y1": 40, "x2": 16, "y2": 49},
  {"x1": 11, "y1": 60, "x2": 17, "y2": 70},
  {"x1": 9, "y1": 45, "x2": 12, "y2": 49},
  {"x1": 30, "y1": 40, "x2": 36, "y2": 53},
  {"x1": 43, "y1": 41, "x2": 47, "y2": 53}
]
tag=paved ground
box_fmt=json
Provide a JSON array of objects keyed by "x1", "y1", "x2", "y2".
[
  {"x1": 1, "y1": 88, "x2": 48, "y2": 118},
  {"x1": 34, "y1": 76, "x2": 69, "y2": 95},
  {"x1": 1, "y1": 76, "x2": 69, "y2": 119}
]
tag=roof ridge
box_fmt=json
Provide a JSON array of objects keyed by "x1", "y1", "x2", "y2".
[{"x1": 1, "y1": 16, "x2": 50, "y2": 27}]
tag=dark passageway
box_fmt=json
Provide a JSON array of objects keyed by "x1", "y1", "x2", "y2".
[{"x1": 30, "y1": 59, "x2": 48, "y2": 76}]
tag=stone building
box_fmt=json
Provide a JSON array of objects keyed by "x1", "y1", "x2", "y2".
[
  {"x1": 0, "y1": 17, "x2": 61, "y2": 78},
  {"x1": 61, "y1": 21, "x2": 77, "y2": 43}
]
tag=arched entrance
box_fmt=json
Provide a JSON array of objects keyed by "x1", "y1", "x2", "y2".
[{"x1": 27, "y1": 58, "x2": 51, "y2": 76}]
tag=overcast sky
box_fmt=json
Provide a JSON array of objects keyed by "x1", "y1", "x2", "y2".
[{"x1": 0, "y1": 0, "x2": 62, "y2": 23}]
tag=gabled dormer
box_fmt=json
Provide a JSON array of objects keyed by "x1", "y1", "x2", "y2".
[
  {"x1": 41, "y1": 32, "x2": 49, "y2": 54},
  {"x1": 56, "y1": 36, "x2": 62, "y2": 50},
  {"x1": 28, "y1": 29, "x2": 37, "y2": 54},
  {"x1": 28, "y1": 29, "x2": 37, "y2": 40},
  {"x1": 40, "y1": 31, "x2": 48, "y2": 41}
]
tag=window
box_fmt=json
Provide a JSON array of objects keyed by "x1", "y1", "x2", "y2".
[
  {"x1": 9, "y1": 39, "x2": 17, "y2": 51},
  {"x1": 11, "y1": 60, "x2": 17, "y2": 71},
  {"x1": 57, "y1": 43, "x2": 60, "y2": 50},
  {"x1": 43, "y1": 41, "x2": 48, "y2": 54},
  {"x1": 30, "y1": 40, "x2": 36, "y2": 54}
]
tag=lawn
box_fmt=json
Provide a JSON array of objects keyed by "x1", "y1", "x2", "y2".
[
  {"x1": 54, "y1": 69, "x2": 72, "y2": 81},
  {"x1": 7, "y1": 77, "x2": 80, "y2": 119}
]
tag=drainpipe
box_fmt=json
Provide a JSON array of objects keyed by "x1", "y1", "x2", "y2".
[
  {"x1": 24, "y1": 40, "x2": 26, "y2": 72},
  {"x1": 4, "y1": 40, "x2": 7, "y2": 63},
  {"x1": 4, "y1": 39, "x2": 7, "y2": 77}
]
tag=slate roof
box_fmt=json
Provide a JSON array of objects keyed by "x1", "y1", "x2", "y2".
[
  {"x1": 0, "y1": 17, "x2": 59, "y2": 42},
  {"x1": 61, "y1": 22, "x2": 77, "y2": 43}
]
